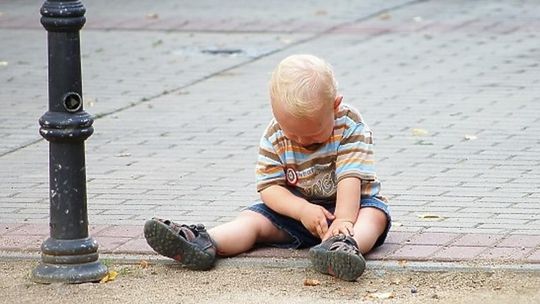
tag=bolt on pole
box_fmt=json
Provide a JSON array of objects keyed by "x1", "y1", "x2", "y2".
[{"x1": 32, "y1": 0, "x2": 107, "y2": 283}]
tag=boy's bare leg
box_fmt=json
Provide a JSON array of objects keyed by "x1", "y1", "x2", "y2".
[
  {"x1": 208, "y1": 210, "x2": 291, "y2": 256},
  {"x1": 351, "y1": 207, "x2": 388, "y2": 254}
]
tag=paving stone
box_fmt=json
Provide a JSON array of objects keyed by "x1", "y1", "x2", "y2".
[
  {"x1": 385, "y1": 231, "x2": 417, "y2": 244},
  {"x1": 525, "y1": 249, "x2": 540, "y2": 263},
  {"x1": 450, "y1": 234, "x2": 505, "y2": 247},
  {"x1": 94, "y1": 236, "x2": 132, "y2": 252},
  {"x1": 496, "y1": 235, "x2": 540, "y2": 248},
  {"x1": 365, "y1": 244, "x2": 401, "y2": 260},
  {"x1": 423, "y1": 227, "x2": 507, "y2": 234},
  {"x1": 0, "y1": 223, "x2": 25, "y2": 235},
  {"x1": 407, "y1": 233, "x2": 462, "y2": 246},
  {"x1": 0, "y1": 234, "x2": 43, "y2": 251},
  {"x1": 4, "y1": 224, "x2": 49, "y2": 236},
  {"x1": 94, "y1": 225, "x2": 144, "y2": 238},
  {"x1": 389, "y1": 245, "x2": 441, "y2": 260},
  {"x1": 431, "y1": 246, "x2": 488, "y2": 261},
  {"x1": 477, "y1": 247, "x2": 534, "y2": 261},
  {"x1": 113, "y1": 238, "x2": 153, "y2": 254}
]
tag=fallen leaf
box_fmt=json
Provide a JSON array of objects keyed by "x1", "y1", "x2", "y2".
[
  {"x1": 390, "y1": 278, "x2": 401, "y2": 285},
  {"x1": 0, "y1": 61, "x2": 8, "y2": 67},
  {"x1": 146, "y1": 13, "x2": 159, "y2": 19},
  {"x1": 398, "y1": 260, "x2": 408, "y2": 267},
  {"x1": 379, "y1": 12, "x2": 391, "y2": 20},
  {"x1": 417, "y1": 213, "x2": 444, "y2": 221},
  {"x1": 464, "y1": 134, "x2": 477, "y2": 140},
  {"x1": 368, "y1": 291, "x2": 395, "y2": 299},
  {"x1": 85, "y1": 97, "x2": 96, "y2": 107},
  {"x1": 100, "y1": 270, "x2": 118, "y2": 283},
  {"x1": 139, "y1": 260, "x2": 149, "y2": 269},
  {"x1": 412, "y1": 128, "x2": 429, "y2": 136},
  {"x1": 279, "y1": 37, "x2": 293, "y2": 44},
  {"x1": 304, "y1": 278, "x2": 321, "y2": 286}
]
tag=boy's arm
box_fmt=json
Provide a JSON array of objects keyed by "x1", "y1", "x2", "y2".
[
  {"x1": 260, "y1": 185, "x2": 335, "y2": 238},
  {"x1": 326, "y1": 114, "x2": 377, "y2": 239},
  {"x1": 322, "y1": 177, "x2": 361, "y2": 240}
]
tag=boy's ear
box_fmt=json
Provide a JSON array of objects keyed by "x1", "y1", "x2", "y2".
[{"x1": 334, "y1": 95, "x2": 343, "y2": 109}]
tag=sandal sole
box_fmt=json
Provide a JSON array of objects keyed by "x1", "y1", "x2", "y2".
[
  {"x1": 309, "y1": 246, "x2": 366, "y2": 281},
  {"x1": 143, "y1": 219, "x2": 215, "y2": 270}
]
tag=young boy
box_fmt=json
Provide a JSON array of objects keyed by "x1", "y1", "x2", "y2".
[{"x1": 144, "y1": 54, "x2": 391, "y2": 281}]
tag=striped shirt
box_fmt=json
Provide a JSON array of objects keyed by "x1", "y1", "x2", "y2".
[{"x1": 256, "y1": 103, "x2": 384, "y2": 203}]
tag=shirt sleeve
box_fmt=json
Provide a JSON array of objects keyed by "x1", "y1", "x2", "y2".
[
  {"x1": 255, "y1": 134, "x2": 286, "y2": 192},
  {"x1": 335, "y1": 122, "x2": 377, "y2": 182}
]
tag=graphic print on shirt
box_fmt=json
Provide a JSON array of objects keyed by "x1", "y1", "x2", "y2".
[
  {"x1": 285, "y1": 167, "x2": 298, "y2": 185},
  {"x1": 294, "y1": 162, "x2": 337, "y2": 200}
]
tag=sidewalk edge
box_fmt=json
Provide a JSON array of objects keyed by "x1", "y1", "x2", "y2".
[{"x1": 2, "y1": 251, "x2": 539, "y2": 273}]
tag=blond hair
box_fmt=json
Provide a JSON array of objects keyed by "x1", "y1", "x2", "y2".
[{"x1": 269, "y1": 54, "x2": 337, "y2": 118}]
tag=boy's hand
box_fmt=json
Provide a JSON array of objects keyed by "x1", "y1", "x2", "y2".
[
  {"x1": 323, "y1": 218, "x2": 354, "y2": 241},
  {"x1": 299, "y1": 203, "x2": 335, "y2": 238}
]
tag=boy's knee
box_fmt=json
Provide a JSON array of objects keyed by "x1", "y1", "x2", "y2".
[
  {"x1": 358, "y1": 207, "x2": 388, "y2": 227},
  {"x1": 237, "y1": 210, "x2": 286, "y2": 241},
  {"x1": 235, "y1": 210, "x2": 267, "y2": 232}
]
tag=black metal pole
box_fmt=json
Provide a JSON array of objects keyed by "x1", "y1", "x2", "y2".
[{"x1": 32, "y1": 0, "x2": 107, "y2": 283}]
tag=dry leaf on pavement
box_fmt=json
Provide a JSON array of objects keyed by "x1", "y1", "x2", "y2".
[
  {"x1": 100, "y1": 270, "x2": 118, "y2": 283},
  {"x1": 412, "y1": 128, "x2": 429, "y2": 136},
  {"x1": 417, "y1": 213, "x2": 444, "y2": 221},
  {"x1": 139, "y1": 260, "x2": 149, "y2": 269},
  {"x1": 303, "y1": 278, "x2": 321, "y2": 286},
  {"x1": 367, "y1": 291, "x2": 395, "y2": 299},
  {"x1": 379, "y1": 12, "x2": 391, "y2": 20}
]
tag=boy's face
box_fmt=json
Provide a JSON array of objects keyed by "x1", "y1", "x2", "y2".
[{"x1": 273, "y1": 96, "x2": 342, "y2": 147}]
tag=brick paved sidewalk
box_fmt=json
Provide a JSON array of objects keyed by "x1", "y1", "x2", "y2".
[
  {"x1": 2, "y1": 223, "x2": 540, "y2": 263},
  {"x1": 1, "y1": 0, "x2": 539, "y2": 267}
]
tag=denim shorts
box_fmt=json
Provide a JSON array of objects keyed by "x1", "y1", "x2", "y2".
[{"x1": 246, "y1": 196, "x2": 391, "y2": 249}]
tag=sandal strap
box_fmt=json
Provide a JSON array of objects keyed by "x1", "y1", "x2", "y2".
[
  {"x1": 329, "y1": 234, "x2": 360, "y2": 255},
  {"x1": 153, "y1": 218, "x2": 206, "y2": 242},
  {"x1": 152, "y1": 218, "x2": 215, "y2": 251}
]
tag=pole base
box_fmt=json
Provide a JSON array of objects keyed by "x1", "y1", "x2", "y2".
[
  {"x1": 31, "y1": 236, "x2": 108, "y2": 284},
  {"x1": 31, "y1": 260, "x2": 108, "y2": 284}
]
